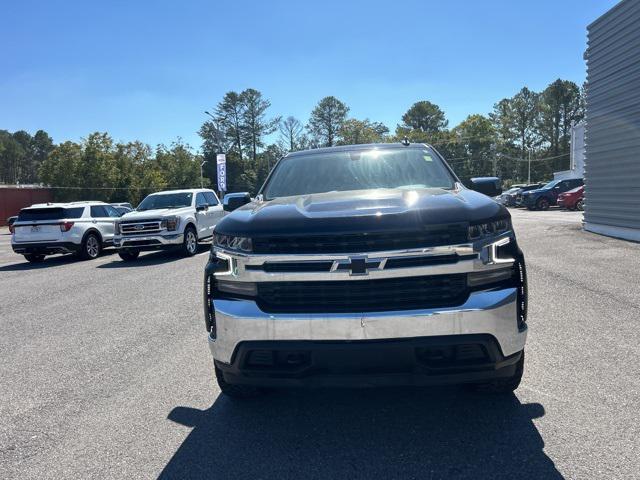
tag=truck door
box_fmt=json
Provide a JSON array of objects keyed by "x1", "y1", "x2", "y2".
[
  {"x1": 195, "y1": 193, "x2": 209, "y2": 239},
  {"x1": 204, "y1": 191, "x2": 224, "y2": 233}
]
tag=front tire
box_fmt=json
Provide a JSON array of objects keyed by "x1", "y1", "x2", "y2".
[
  {"x1": 576, "y1": 199, "x2": 584, "y2": 211},
  {"x1": 215, "y1": 365, "x2": 262, "y2": 399},
  {"x1": 182, "y1": 226, "x2": 198, "y2": 257},
  {"x1": 79, "y1": 233, "x2": 101, "y2": 260},
  {"x1": 118, "y1": 249, "x2": 140, "y2": 261},
  {"x1": 468, "y1": 351, "x2": 525, "y2": 394},
  {"x1": 536, "y1": 198, "x2": 550, "y2": 211},
  {"x1": 24, "y1": 254, "x2": 45, "y2": 263}
]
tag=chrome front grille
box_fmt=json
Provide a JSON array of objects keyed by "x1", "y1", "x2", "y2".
[
  {"x1": 120, "y1": 220, "x2": 162, "y2": 236},
  {"x1": 256, "y1": 274, "x2": 469, "y2": 313},
  {"x1": 251, "y1": 227, "x2": 468, "y2": 254}
]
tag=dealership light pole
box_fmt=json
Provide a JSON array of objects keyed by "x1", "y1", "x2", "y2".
[{"x1": 200, "y1": 160, "x2": 207, "y2": 188}]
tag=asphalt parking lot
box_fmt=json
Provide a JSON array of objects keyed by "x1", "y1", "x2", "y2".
[{"x1": 1, "y1": 208, "x2": 639, "y2": 479}]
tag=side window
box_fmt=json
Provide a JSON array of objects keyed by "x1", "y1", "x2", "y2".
[
  {"x1": 557, "y1": 181, "x2": 569, "y2": 192},
  {"x1": 104, "y1": 205, "x2": 121, "y2": 217},
  {"x1": 90, "y1": 206, "x2": 107, "y2": 217},
  {"x1": 204, "y1": 192, "x2": 219, "y2": 206},
  {"x1": 64, "y1": 207, "x2": 86, "y2": 219},
  {"x1": 196, "y1": 193, "x2": 207, "y2": 208}
]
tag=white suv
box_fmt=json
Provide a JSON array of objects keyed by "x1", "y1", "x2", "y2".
[
  {"x1": 113, "y1": 189, "x2": 223, "y2": 261},
  {"x1": 11, "y1": 202, "x2": 122, "y2": 263}
]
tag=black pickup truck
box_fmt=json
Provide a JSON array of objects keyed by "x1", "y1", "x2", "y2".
[{"x1": 204, "y1": 143, "x2": 528, "y2": 398}]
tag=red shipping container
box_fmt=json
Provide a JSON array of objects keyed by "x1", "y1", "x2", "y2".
[{"x1": 0, "y1": 187, "x2": 54, "y2": 226}]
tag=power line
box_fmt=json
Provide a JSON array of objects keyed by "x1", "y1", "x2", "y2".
[{"x1": 499, "y1": 152, "x2": 569, "y2": 162}]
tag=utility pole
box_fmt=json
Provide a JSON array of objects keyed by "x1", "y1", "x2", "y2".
[
  {"x1": 527, "y1": 150, "x2": 531, "y2": 184},
  {"x1": 200, "y1": 160, "x2": 207, "y2": 188}
]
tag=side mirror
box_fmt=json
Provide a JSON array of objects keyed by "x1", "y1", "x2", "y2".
[
  {"x1": 196, "y1": 205, "x2": 208, "y2": 212},
  {"x1": 469, "y1": 177, "x2": 502, "y2": 198},
  {"x1": 223, "y1": 192, "x2": 251, "y2": 212}
]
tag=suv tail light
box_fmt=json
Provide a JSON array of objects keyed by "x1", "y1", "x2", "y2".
[{"x1": 60, "y1": 221, "x2": 74, "y2": 232}]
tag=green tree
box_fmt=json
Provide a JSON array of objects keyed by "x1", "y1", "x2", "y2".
[
  {"x1": 537, "y1": 79, "x2": 584, "y2": 172},
  {"x1": 307, "y1": 96, "x2": 349, "y2": 147},
  {"x1": 214, "y1": 91, "x2": 246, "y2": 160},
  {"x1": 154, "y1": 140, "x2": 203, "y2": 189},
  {"x1": 338, "y1": 119, "x2": 389, "y2": 145},
  {"x1": 397, "y1": 101, "x2": 448, "y2": 135},
  {"x1": 240, "y1": 88, "x2": 280, "y2": 164},
  {"x1": 490, "y1": 88, "x2": 541, "y2": 182},
  {"x1": 30, "y1": 130, "x2": 54, "y2": 183},
  {"x1": 450, "y1": 114, "x2": 497, "y2": 182},
  {"x1": 0, "y1": 130, "x2": 25, "y2": 184},
  {"x1": 39, "y1": 141, "x2": 84, "y2": 201}
]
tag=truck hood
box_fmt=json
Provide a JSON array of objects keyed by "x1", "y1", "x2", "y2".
[
  {"x1": 216, "y1": 188, "x2": 507, "y2": 237},
  {"x1": 119, "y1": 207, "x2": 192, "y2": 221}
]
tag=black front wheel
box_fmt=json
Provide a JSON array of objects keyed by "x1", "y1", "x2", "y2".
[
  {"x1": 215, "y1": 365, "x2": 262, "y2": 399},
  {"x1": 24, "y1": 254, "x2": 45, "y2": 263},
  {"x1": 536, "y1": 198, "x2": 550, "y2": 211},
  {"x1": 467, "y1": 351, "x2": 525, "y2": 394},
  {"x1": 118, "y1": 249, "x2": 140, "y2": 261}
]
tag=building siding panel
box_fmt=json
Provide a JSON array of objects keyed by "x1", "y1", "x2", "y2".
[{"x1": 585, "y1": 0, "x2": 640, "y2": 235}]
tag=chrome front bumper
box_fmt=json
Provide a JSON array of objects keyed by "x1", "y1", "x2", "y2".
[
  {"x1": 113, "y1": 233, "x2": 183, "y2": 249},
  {"x1": 208, "y1": 287, "x2": 526, "y2": 364}
]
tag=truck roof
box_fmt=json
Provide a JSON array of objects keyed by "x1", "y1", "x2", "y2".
[
  {"x1": 286, "y1": 143, "x2": 433, "y2": 157},
  {"x1": 26, "y1": 201, "x2": 108, "y2": 208},
  {"x1": 146, "y1": 188, "x2": 214, "y2": 195}
]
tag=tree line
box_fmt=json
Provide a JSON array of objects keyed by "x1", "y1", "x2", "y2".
[
  {"x1": 0, "y1": 77, "x2": 584, "y2": 203},
  {"x1": 200, "y1": 78, "x2": 584, "y2": 191}
]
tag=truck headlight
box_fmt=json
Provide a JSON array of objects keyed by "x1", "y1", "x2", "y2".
[
  {"x1": 213, "y1": 233, "x2": 253, "y2": 253},
  {"x1": 114, "y1": 221, "x2": 121, "y2": 235},
  {"x1": 161, "y1": 216, "x2": 179, "y2": 231},
  {"x1": 468, "y1": 218, "x2": 511, "y2": 241}
]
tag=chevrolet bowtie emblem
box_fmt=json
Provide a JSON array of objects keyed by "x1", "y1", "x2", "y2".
[{"x1": 332, "y1": 256, "x2": 386, "y2": 276}]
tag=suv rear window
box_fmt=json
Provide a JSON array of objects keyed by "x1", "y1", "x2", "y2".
[{"x1": 18, "y1": 207, "x2": 85, "y2": 221}]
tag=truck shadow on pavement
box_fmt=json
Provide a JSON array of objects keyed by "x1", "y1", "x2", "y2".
[
  {"x1": 97, "y1": 245, "x2": 210, "y2": 268},
  {"x1": 0, "y1": 250, "x2": 117, "y2": 271},
  {"x1": 162, "y1": 387, "x2": 562, "y2": 479}
]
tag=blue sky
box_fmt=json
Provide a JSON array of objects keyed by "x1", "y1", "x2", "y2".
[{"x1": 2, "y1": 0, "x2": 619, "y2": 150}]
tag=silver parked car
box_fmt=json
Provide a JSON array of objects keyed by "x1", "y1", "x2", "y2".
[{"x1": 11, "y1": 201, "x2": 121, "y2": 262}]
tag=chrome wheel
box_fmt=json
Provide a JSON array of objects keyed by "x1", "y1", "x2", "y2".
[
  {"x1": 186, "y1": 230, "x2": 197, "y2": 254},
  {"x1": 86, "y1": 235, "x2": 100, "y2": 258}
]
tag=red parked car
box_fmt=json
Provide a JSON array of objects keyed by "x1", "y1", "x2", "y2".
[{"x1": 557, "y1": 186, "x2": 584, "y2": 211}]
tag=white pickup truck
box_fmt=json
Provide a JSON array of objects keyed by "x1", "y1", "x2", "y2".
[{"x1": 114, "y1": 189, "x2": 223, "y2": 261}]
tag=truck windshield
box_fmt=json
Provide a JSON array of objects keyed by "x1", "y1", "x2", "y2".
[
  {"x1": 262, "y1": 148, "x2": 456, "y2": 199},
  {"x1": 137, "y1": 193, "x2": 193, "y2": 211}
]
